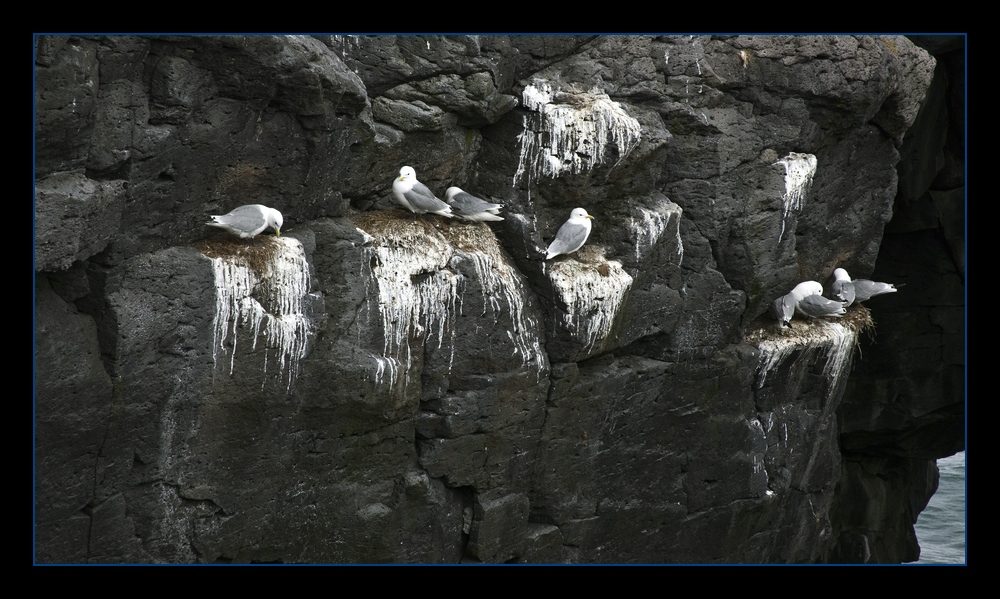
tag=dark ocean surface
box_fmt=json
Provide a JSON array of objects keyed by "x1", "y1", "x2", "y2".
[{"x1": 913, "y1": 451, "x2": 966, "y2": 564}]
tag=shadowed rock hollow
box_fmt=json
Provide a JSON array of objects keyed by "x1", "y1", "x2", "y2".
[{"x1": 34, "y1": 34, "x2": 964, "y2": 564}]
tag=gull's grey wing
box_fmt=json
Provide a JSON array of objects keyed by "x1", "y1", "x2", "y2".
[
  {"x1": 449, "y1": 191, "x2": 501, "y2": 213},
  {"x1": 547, "y1": 221, "x2": 590, "y2": 257},
  {"x1": 852, "y1": 279, "x2": 897, "y2": 302},
  {"x1": 796, "y1": 294, "x2": 846, "y2": 318},
  {"x1": 831, "y1": 279, "x2": 856, "y2": 306},
  {"x1": 406, "y1": 182, "x2": 452, "y2": 213},
  {"x1": 209, "y1": 205, "x2": 267, "y2": 236},
  {"x1": 448, "y1": 190, "x2": 502, "y2": 221},
  {"x1": 771, "y1": 293, "x2": 796, "y2": 327}
]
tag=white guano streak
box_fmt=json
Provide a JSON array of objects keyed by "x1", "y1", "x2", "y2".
[
  {"x1": 774, "y1": 152, "x2": 817, "y2": 243},
  {"x1": 755, "y1": 321, "x2": 856, "y2": 397},
  {"x1": 211, "y1": 237, "x2": 312, "y2": 393},
  {"x1": 515, "y1": 81, "x2": 642, "y2": 185},
  {"x1": 360, "y1": 226, "x2": 457, "y2": 394},
  {"x1": 631, "y1": 202, "x2": 684, "y2": 267},
  {"x1": 359, "y1": 223, "x2": 546, "y2": 390},
  {"x1": 549, "y1": 260, "x2": 633, "y2": 352},
  {"x1": 459, "y1": 244, "x2": 546, "y2": 377}
]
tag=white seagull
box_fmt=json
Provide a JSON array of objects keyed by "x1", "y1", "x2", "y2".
[
  {"x1": 771, "y1": 293, "x2": 797, "y2": 329},
  {"x1": 545, "y1": 208, "x2": 594, "y2": 259},
  {"x1": 790, "y1": 281, "x2": 847, "y2": 319},
  {"x1": 831, "y1": 268, "x2": 898, "y2": 305},
  {"x1": 206, "y1": 204, "x2": 283, "y2": 238},
  {"x1": 391, "y1": 166, "x2": 453, "y2": 218},
  {"x1": 444, "y1": 187, "x2": 504, "y2": 222}
]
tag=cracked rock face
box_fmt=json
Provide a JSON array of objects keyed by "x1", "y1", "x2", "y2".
[{"x1": 34, "y1": 35, "x2": 962, "y2": 563}]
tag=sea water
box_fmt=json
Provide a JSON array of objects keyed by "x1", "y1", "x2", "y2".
[{"x1": 914, "y1": 451, "x2": 966, "y2": 564}]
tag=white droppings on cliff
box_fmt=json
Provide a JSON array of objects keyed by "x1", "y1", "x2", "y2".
[
  {"x1": 456, "y1": 236, "x2": 546, "y2": 376},
  {"x1": 774, "y1": 152, "x2": 817, "y2": 242},
  {"x1": 209, "y1": 237, "x2": 313, "y2": 393},
  {"x1": 371, "y1": 354, "x2": 399, "y2": 394},
  {"x1": 333, "y1": 35, "x2": 360, "y2": 54},
  {"x1": 630, "y1": 200, "x2": 684, "y2": 267},
  {"x1": 508, "y1": 212, "x2": 541, "y2": 259},
  {"x1": 513, "y1": 115, "x2": 535, "y2": 187},
  {"x1": 675, "y1": 225, "x2": 684, "y2": 268},
  {"x1": 748, "y1": 417, "x2": 770, "y2": 488},
  {"x1": 331, "y1": 36, "x2": 362, "y2": 74},
  {"x1": 754, "y1": 320, "x2": 856, "y2": 398},
  {"x1": 358, "y1": 222, "x2": 459, "y2": 393},
  {"x1": 356, "y1": 218, "x2": 546, "y2": 390},
  {"x1": 514, "y1": 81, "x2": 642, "y2": 185},
  {"x1": 632, "y1": 206, "x2": 670, "y2": 263},
  {"x1": 818, "y1": 321, "x2": 855, "y2": 382},
  {"x1": 548, "y1": 256, "x2": 633, "y2": 352}
]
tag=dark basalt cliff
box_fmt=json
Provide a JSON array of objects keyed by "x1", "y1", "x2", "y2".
[{"x1": 34, "y1": 35, "x2": 964, "y2": 564}]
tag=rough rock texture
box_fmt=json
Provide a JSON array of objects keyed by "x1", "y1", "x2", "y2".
[
  {"x1": 828, "y1": 35, "x2": 966, "y2": 563},
  {"x1": 34, "y1": 35, "x2": 963, "y2": 563}
]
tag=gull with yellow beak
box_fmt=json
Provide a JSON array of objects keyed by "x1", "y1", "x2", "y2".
[
  {"x1": 207, "y1": 204, "x2": 283, "y2": 239},
  {"x1": 545, "y1": 208, "x2": 594, "y2": 259},
  {"x1": 392, "y1": 166, "x2": 454, "y2": 218}
]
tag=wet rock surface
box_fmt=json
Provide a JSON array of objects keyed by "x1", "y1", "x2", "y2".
[{"x1": 34, "y1": 35, "x2": 962, "y2": 563}]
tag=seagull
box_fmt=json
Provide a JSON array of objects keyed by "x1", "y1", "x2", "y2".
[
  {"x1": 545, "y1": 208, "x2": 594, "y2": 259},
  {"x1": 444, "y1": 187, "x2": 504, "y2": 222},
  {"x1": 832, "y1": 268, "x2": 898, "y2": 304},
  {"x1": 790, "y1": 281, "x2": 847, "y2": 319},
  {"x1": 771, "y1": 293, "x2": 796, "y2": 329},
  {"x1": 830, "y1": 269, "x2": 857, "y2": 307},
  {"x1": 391, "y1": 166, "x2": 453, "y2": 218},
  {"x1": 206, "y1": 204, "x2": 283, "y2": 238}
]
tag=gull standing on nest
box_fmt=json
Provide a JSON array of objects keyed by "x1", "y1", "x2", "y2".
[
  {"x1": 206, "y1": 204, "x2": 283, "y2": 239},
  {"x1": 545, "y1": 208, "x2": 594, "y2": 259},
  {"x1": 392, "y1": 166, "x2": 454, "y2": 218}
]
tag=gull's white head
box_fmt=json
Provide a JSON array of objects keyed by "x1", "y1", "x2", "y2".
[
  {"x1": 268, "y1": 207, "x2": 283, "y2": 237},
  {"x1": 790, "y1": 281, "x2": 823, "y2": 301},
  {"x1": 571, "y1": 208, "x2": 594, "y2": 221},
  {"x1": 398, "y1": 166, "x2": 416, "y2": 181},
  {"x1": 833, "y1": 268, "x2": 850, "y2": 282}
]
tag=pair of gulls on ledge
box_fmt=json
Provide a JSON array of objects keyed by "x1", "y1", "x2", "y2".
[
  {"x1": 392, "y1": 166, "x2": 594, "y2": 260},
  {"x1": 392, "y1": 166, "x2": 503, "y2": 222},
  {"x1": 771, "y1": 270, "x2": 898, "y2": 328}
]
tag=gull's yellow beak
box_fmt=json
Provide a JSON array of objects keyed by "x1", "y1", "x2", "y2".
[
  {"x1": 276, "y1": 228, "x2": 281, "y2": 237},
  {"x1": 587, "y1": 215, "x2": 595, "y2": 220}
]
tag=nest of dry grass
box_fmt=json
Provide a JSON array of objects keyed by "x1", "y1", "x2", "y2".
[
  {"x1": 745, "y1": 303, "x2": 875, "y2": 345},
  {"x1": 546, "y1": 245, "x2": 616, "y2": 277},
  {"x1": 354, "y1": 210, "x2": 507, "y2": 258},
  {"x1": 354, "y1": 210, "x2": 460, "y2": 242},
  {"x1": 195, "y1": 235, "x2": 282, "y2": 271},
  {"x1": 438, "y1": 220, "x2": 499, "y2": 254}
]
